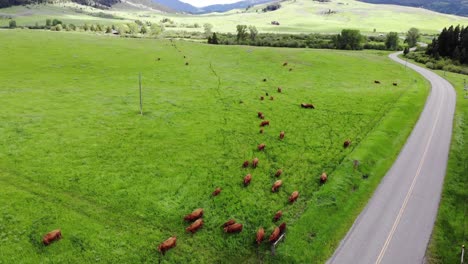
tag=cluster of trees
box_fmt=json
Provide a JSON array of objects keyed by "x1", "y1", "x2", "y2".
[
  {"x1": 210, "y1": 26, "x2": 402, "y2": 51},
  {"x1": 426, "y1": 25, "x2": 468, "y2": 64},
  {"x1": 262, "y1": 3, "x2": 281, "y2": 12}
]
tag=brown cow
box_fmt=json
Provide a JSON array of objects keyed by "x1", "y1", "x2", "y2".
[
  {"x1": 289, "y1": 191, "x2": 299, "y2": 203},
  {"x1": 257, "y1": 112, "x2": 263, "y2": 118},
  {"x1": 269, "y1": 227, "x2": 280, "y2": 243},
  {"x1": 260, "y1": 114, "x2": 265, "y2": 120},
  {"x1": 260, "y1": 121, "x2": 270, "y2": 127},
  {"x1": 260, "y1": 128, "x2": 264, "y2": 134},
  {"x1": 393, "y1": 82, "x2": 398, "y2": 86},
  {"x1": 374, "y1": 80, "x2": 381, "y2": 84},
  {"x1": 42, "y1": 229, "x2": 62, "y2": 246},
  {"x1": 224, "y1": 223, "x2": 243, "y2": 233},
  {"x1": 260, "y1": 96, "x2": 264, "y2": 101},
  {"x1": 186, "y1": 219, "x2": 203, "y2": 233},
  {"x1": 272, "y1": 180, "x2": 283, "y2": 192},
  {"x1": 184, "y1": 208, "x2": 203, "y2": 222},
  {"x1": 243, "y1": 160, "x2": 249, "y2": 168},
  {"x1": 158, "y1": 236, "x2": 177, "y2": 255},
  {"x1": 258, "y1": 143, "x2": 266, "y2": 151},
  {"x1": 223, "y1": 219, "x2": 236, "y2": 227},
  {"x1": 275, "y1": 169, "x2": 283, "y2": 177},
  {"x1": 320, "y1": 172, "x2": 328, "y2": 184},
  {"x1": 256, "y1": 227, "x2": 265, "y2": 245},
  {"x1": 273, "y1": 210, "x2": 283, "y2": 222},
  {"x1": 279, "y1": 131, "x2": 285, "y2": 140},
  {"x1": 244, "y1": 174, "x2": 252, "y2": 186},
  {"x1": 279, "y1": 222, "x2": 286, "y2": 234},
  {"x1": 252, "y1": 158, "x2": 259, "y2": 168},
  {"x1": 301, "y1": 103, "x2": 315, "y2": 109},
  {"x1": 212, "y1": 187, "x2": 221, "y2": 196},
  {"x1": 343, "y1": 140, "x2": 351, "y2": 148},
  {"x1": 270, "y1": 96, "x2": 274, "y2": 100},
  {"x1": 283, "y1": 62, "x2": 288, "y2": 66},
  {"x1": 277, "y1": 87, "x2": 282, "y2": 93}
]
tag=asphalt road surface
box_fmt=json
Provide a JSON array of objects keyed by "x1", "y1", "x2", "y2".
[{"x1": 327, "y1": 51, "x2": 456, "y2": 264}]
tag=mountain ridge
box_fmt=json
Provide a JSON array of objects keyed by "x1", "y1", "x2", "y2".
[{"x1": 357, "y1": 0, "x2": 468, "y2": 17}]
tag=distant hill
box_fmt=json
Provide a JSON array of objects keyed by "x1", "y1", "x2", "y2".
[
  {"x1": 357, "y1": 0, "x2": 468, "y2": 17},
  {"x1": 151, "y1": 0, "x2": 275, "y2": 14},
  {"x1": 0, "y1": 0, "x2": 120, "y2": 9}
]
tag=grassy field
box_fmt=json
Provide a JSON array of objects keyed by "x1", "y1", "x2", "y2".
[
  {"x1": 424, "y1": 71, "x2": 468, "y2": 263},
  {"x1": 1, "y1": 0, "x2": 468, "y2": 34},
  {"x1": 0, "y1": 30, "x2": 429, "y2": 263}
]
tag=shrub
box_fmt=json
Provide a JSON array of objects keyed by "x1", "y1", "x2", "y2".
[{"x1": 8, "y1": 20, "x2": 16, "y2": 28}]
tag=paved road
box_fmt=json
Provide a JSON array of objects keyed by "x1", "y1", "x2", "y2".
[{"x1": 327, "y1": 52, "x2": 456, "y2": 264}]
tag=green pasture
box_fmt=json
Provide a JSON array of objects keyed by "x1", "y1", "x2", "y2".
[
  {"x1": 1, "y1": 0, "x2": 467, "y2": 34},
  {"x1": 0, "y1": 30, "x2": 428, "y2": 263}
]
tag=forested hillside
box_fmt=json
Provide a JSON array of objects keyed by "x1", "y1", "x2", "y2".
[
  {"x1": 0, "y1": 0, "x2": 120, "y2": 8},
  {"x1": 358, "y1": 0, "x2": 468, "y2": 17}
]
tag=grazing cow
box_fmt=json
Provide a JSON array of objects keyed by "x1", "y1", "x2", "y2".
[
  {"x1": 272, "y1": 180, "x2": 283, "y2": 192},
  {"x1": 158, "y1": 236, "x2": 177, "y2": 255},
  {"x1": 260, "y1": 121, "x2": 270, "y2": 127},
  {"x1": 275, "y1": 169, "x2": 283, "y2": 177},
  {"x1": 260, "y1": 114, "x2": 265, "y2": 120},
  {"x1": 253, "y1": 158, "x2": 259, "y2": 168},
  {"x1": 343, "y1": 140, "x2": 351, "y2": 148},
  {"x1": 320, "y1": 172, "x2": 328, "y2": 184},
  {"x1": 374, "y1": 80, "x2": 381, "y2": 84},
  {"x1": 257, "y1": 112, "x2": 263, "y2": 118},
  {"x1": 277, "y1": 87, "x2": 282, "y2": 93},
  {"x1": 258, "y1": 143, "x2": 266, "y2": 151},
  {"x1": 186, "y1": 219, "x2": 203, "y2": 233},
  {"x1": 244, "y1": 174, "x2": 252, "y2": 186},
  {"x1": 243, "y1": 160, "x2": 249, "y2": 168},
  {"x1": 184, "y1": 208, "x2": 203, "y2": 222},
  {"x1": 260, "y1": 96, "x2": 264, "y2": 101},
  {"x1": 279, "y1": 222, "x2": 286, "y2": 234},
  {"x1": 289, "y1": 191, "x2": 299, "y2": 203},
  {"x1": 260, "y1": 128, "x2": 264, "y2": 134},
  {"x1": 283, "y1": 62, "x2": 288, "y2": 66},
  {"x1": 224, "y1": 223, "x2": 243, "y2": 233},
  {"x1": 42, "y1": 229, "x2": 62, "y2": 246},
  {"x1": 273, "y1": 210, "x2": 283, "y2": 222},
  {"x1": 270, "y1": 96, "x2": 274, "y2": 100},
  {"x1": 212, "y1": 187, "x2": 221, "y2": 196},
  {"x1": 185, "y1": 62, "x2": 189, "y2": 66},
  {"x1": 256, "y1": 227, "x2": 265, "y2": 245},
  {"x1": 269, "y1": 227, "x2": 280, "y2": 243},
  {"x1": 263, "y1": 78, "x2": 267, "y2": 82},
  {"x1": 393, "y1": 82, "x2": 398, "y2": 86},
  {"x1": 223, "y1": 219, "x2": 236, "y2": 227},
  {"x1": 279, "y1": 131, "x2": 285, "y2": 140},
  {"x1": 301, "y1": 103, "x2": 315, "y2": 109}
]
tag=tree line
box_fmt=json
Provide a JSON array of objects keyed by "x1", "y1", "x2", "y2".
[
  {"x1": 426, "y1": 25, "x2": 468, "y2": 65},
  {"x1": 208, "y1": 26, "x2": 402, "y2": 51}
]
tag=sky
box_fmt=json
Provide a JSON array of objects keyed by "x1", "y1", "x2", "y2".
[{"x1": 179, "y1": 0, "x2": 241, "y2": 7}]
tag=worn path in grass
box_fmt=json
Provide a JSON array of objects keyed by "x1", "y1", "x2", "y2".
[{"x1": 328, "y1": 52, "x2": 456, "y2": 263}]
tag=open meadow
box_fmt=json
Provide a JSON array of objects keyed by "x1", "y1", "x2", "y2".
[
  {"x1": 1, "y1": 0, "x2": 468, "y2": 34},
  {"x1": 0, "y1": 30, "x2": 429, "y2": 263}
]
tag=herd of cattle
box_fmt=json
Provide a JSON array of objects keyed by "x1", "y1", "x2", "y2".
[{"x1": 40, "y1": 54, "x2": 374, "y2": 258}]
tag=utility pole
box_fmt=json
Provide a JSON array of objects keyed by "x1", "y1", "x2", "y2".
[{"x1": 139, "y1": 73, "x2": 143, "y2": 115}]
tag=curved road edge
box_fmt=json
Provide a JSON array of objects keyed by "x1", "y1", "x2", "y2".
[{"x1": 327, "y1": 51, "x2": 457, "y2": 264}]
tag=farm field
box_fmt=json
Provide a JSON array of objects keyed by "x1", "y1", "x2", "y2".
[
  {"x1": 1, "y1": 0, "x2": 468, "y2": 34},
  {"x1": 0, "y1": 30, "x2": 429, "y2": 263}
]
